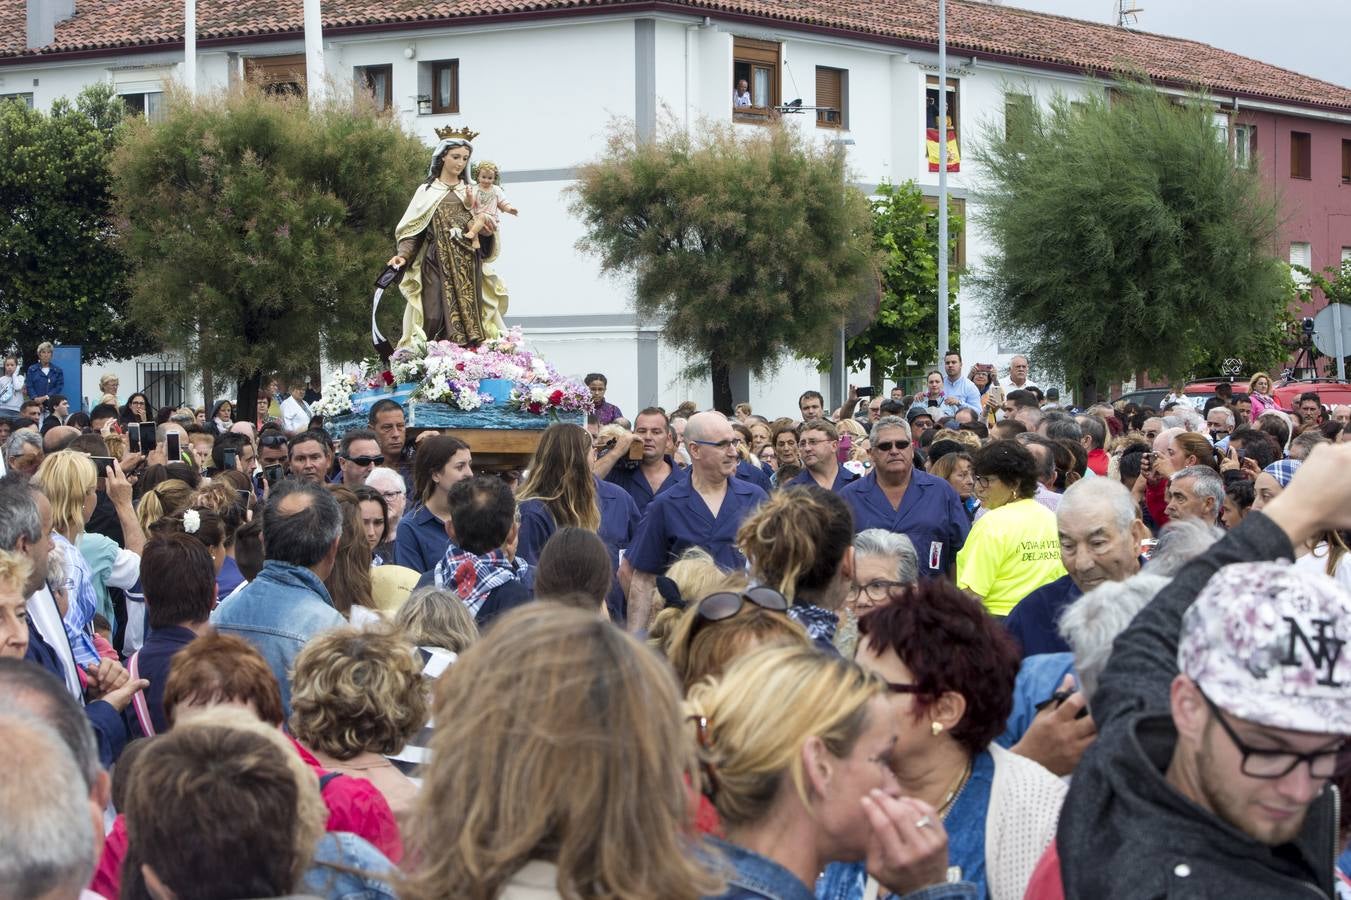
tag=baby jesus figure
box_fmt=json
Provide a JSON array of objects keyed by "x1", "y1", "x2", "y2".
[{"x1": 464, "y1": 160, "x2": 519, "y2": 251}]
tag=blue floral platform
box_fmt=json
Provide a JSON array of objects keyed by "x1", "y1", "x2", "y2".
[{"x1": 323, "y1": 394, "x2": 582, "y2": 440}]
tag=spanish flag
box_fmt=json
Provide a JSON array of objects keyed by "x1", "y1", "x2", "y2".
[{"x1": 927, "y1": 127, "x2": 960, "y2": 172}]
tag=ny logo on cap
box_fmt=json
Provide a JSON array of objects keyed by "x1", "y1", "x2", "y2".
[{"x1": 1282, "y1": 617, "x2": 1345, "y2": 688}]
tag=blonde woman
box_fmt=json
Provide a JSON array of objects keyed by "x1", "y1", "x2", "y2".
[
  {"x1": 35, "y1": 450, "x2": 143, "y2": 665},
  {"x1": 136, "y1": 479, "x2": 195, "y2": 538},
  {"x1": 0, "y1": 549, "x2": 33, "y2": 659},
  {"x1": 289, "y1": 626, "x2": 427, "y2": 821},
  {"x1": 686, "y1": 645, "x2": 971, "y2": 900},
  {"x1": 400, "y1": 605, "x2": 720, "y2": 900},
  {"x1": 1247, "y1": 371, "x2": 1275, "y2": 422}
]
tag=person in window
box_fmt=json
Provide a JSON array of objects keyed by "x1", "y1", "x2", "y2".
[{"x1": 734, "y1": 78, "x2": 752, "y2": 108}]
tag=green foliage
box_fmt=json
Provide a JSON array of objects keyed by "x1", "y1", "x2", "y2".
[
  {"x1": 972, "y1": 82, "x2": 1290, "y2": 394},
  {"x1": 111, "y1": 86, "x2": 427, "y2": 396},
  {"x1": 570, "y1": 121, "x2": 876, "y2": 409},
  {"x1": 0, "y1": 84, "x2": 156, "y2": 359},
  {"x1": 837, "y1": 181, "x2": 960, "y2": 387}
]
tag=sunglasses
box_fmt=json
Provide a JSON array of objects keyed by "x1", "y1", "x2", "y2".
[
  {"x1": 696, "y1": 587, "x2": 789, "y2": 625},
  {"x1": 874, "y1": 439, "x2": 912, "y2": 453},
  {"x1": 259, "y1": 434, "x2": 289, "y2": 448},
  {"x1": 344, "y1": 454, "x2": 382, "y2": 467}
]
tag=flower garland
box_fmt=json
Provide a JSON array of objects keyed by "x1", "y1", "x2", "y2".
[{"x1": 313, "y1": 327, "x2": 593, "y2": 416}]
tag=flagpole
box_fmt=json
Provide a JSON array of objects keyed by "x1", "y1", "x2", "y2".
[
  {"x1": 184, "y1": 0, "x2": 196, "y2": 95},
  {"x1": 936, "y1": 0, "x2": 949, "y2": 359}
]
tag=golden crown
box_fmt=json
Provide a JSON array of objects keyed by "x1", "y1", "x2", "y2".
[{"x1": 434, "y1": 125, "x2": 480, "y2": 142}]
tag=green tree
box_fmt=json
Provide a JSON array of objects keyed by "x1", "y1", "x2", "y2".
[
  {"x1": 570, "y1": 121, "x2": 875, "y2": 412},
  {"x1": 972, "y1": 82, "x2": 1290, "y2": 400},
  {"x1": 0, "y1": 84, "x2": 157, "y2": 359},
  {"x1": 830, "y1": 181, "x2": 960, "y2": 390},
  {"x1": 111, "y1": 86, "x2": 428, "y2": 411}
]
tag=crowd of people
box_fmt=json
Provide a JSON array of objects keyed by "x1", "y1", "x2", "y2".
[{"x1": 2, "y1": 344, "x2": 1351, "y2": 900}]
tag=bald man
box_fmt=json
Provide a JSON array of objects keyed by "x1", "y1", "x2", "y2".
[{"x1": 626, "y1": 411, "x2": 767, "y2": 632}]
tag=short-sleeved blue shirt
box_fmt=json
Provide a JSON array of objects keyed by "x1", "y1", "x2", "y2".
[
  {"x1": 628, "y1": 475, "x2": 767, "y2": 574},
  {"x1": 394, "y1": 504, "x2": 450, "y2": 574},
  {"x1": 785, "y1": 465, "x2": 860, "y2": 493},
  {"x1": 604, "y1": 456, "x2": 685, "y2": 516},
  {"x1": 838, "y1": 470, "x2": 969, "y2": 577}
]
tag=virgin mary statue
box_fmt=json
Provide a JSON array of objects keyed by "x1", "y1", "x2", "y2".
[{"x1": 387, "y1": 126, "x2": 510, "y2": 349}]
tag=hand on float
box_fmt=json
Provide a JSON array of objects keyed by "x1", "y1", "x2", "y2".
[{"x1": 387, "y1": 255, "x2": 406, "y2": 269}]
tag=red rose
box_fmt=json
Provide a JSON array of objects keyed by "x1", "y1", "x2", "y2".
[
  {"x1": 549, "y1": 389, "x2": 565, "y2": 405},
  {"x1": 381, "y1": 370, "x2": 395, "y2": 385},
  {"x1": 456, "y1": 362, "x2": 466, "y2": 371},
  {"x1": 528, "y1": 402, "x2": 544, "y2": 414}
]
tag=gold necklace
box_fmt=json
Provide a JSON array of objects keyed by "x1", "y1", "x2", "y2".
[{"x1": 936, "y1": 758, "x2": 974, "y2": 820}]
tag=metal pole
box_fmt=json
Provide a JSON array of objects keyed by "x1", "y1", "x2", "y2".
[
  {"x1": 936, "y1": 0, "x2": 949, "y2": 359},
  {"x1": 1334, "y1": 302, "x2": 1347, "y2": 381},
  {"x1": 183, "y1": 0, "x2": 196, "y2": 95},
  {"x1": 303, "y1": 0, "x2": 326, "y2": 106}
]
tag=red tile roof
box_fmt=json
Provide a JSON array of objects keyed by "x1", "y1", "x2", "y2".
[{"x1": 2, "y1": 0, "x2": 1349, "y2": 112}]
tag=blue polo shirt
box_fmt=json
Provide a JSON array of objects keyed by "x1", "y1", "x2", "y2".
[
  {"x1": 786, "y1": 465, "x2": 859, "y2": 492},
  {"x1": 838, "y1": 470, "x2": 969, "y2": 577},
  {"x1": 1004, "y1": 573, "x2": 1081, "y2": 658},
  {"x1": 394, "y1": 504, "x2": 450, "y2": 574},
  {"x1": 517, "y1": 479, "x2": 641, "y2": 623},
  {"x1": 628, "y1": 475, "x2": 767, "y2": 574},
  {"x1": 736, "y1": 458, "x2": 773, "y2": 492},
  {"x1": 604, "y1": 456, "x2": 685, "y2": 516}
]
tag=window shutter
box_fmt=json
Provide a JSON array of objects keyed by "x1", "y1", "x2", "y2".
[{"x1": 816, "y1": 67, "x2": 842, "y2": 127}]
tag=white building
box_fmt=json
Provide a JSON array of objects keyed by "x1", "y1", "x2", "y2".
[{"x1": 4, "y1": 0, "x2": 1348, "y2": 416}]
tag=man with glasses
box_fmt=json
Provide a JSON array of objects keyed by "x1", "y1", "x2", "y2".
[
  {"x1": 1052, "y1": 444, "x2": 1351, "y2": 897},
  {"x1": 786, "y1": 419, "x2": 857, "y2": 492},
  {"x1": 838, "y1": 416, "x2": 968, "y2": 578},
  {"x1": 626, "y1": 411, "x2": 767, "y2": 633},
  {"x1": 336, "y1": 429, "x2": 382, "y2": 487}
]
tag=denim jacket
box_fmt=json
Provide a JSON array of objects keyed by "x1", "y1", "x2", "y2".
[
  {"x1": 704, "y1": 837, "x2": 978, "y2": 900},
  {"x1": 212, "y1": 560, "x2": 345, "y2": 714}
]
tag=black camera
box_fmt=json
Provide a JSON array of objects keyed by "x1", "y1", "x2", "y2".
[{"x1": 1302, "y1": 317, "x2": 1316, "y2": 336}]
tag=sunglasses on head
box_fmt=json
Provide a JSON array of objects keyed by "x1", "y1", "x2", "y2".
[
  {"x1": 259, "y1": 434, "x2": 289, "y2": 447},
  {"x1": 874, "y1": 439, "x2": 911, "y2": 453},
  {"x1": 344, "y1": 454, "x2": 382, "y2": 467},
  {"x1": 695, "y1": 587, "x2": 789, "y2": 625}
]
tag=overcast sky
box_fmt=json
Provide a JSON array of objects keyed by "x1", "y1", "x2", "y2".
[{"x1": 998, "y1": 0, "x2": 1350, "y2": 89}]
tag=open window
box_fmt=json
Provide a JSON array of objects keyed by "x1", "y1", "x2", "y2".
[
  {"x1": 416, "y1": 59, "x2": 460, "y2": 115},
  {"x1": 120, "y1": 91, "x2": 165, "y2": 122},
  {"x1": 356, "y1": 64, "x2": 392, "y2": 112},
  {"x1": 815, "y1": 66, "x2": 845, "y2": 129},
  {"x1": 732, "y1": 37, "x2": 780, "y2": 122},
  {"x1": 926, "y1": 75, "x2": 960, "y2": 172}
]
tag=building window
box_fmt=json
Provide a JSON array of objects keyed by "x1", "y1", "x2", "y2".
[
  {"x1": 244, "y1": 54, "x2": 306, "y2": 97},
  {"x1": 1234, "y1": 123, "x2": 1257, "y2": 170},
  {"x1": 732, "y1": 37, "x2": 780, "y2": 121},
  {"x1": 815, "y1": 66, "x2": 845, "y2": 129},
  {"x1": 1290, "y1": 131, "x2": 1312, "y2": 179},
  {"x1": 1, "y1": 92, "x2": 34, "y2": 107},
  {"x1": 121, "y1": 91, "x2": 165, "y2": 122},
  {"x1": 356, "y1": 65, "x2": 392, "y2": 112},
  {"x1": 426, "y1": 60, "x2": 459, "y2": 114},
  {"x1": 922, "y1": 196, "x2": 966, "y2": 270},
  {"x1": 926, "y1": 75, "x2": 959, "y2": 172},
  {"x1": 1343, "y1": 139, "x2": 1351, "y2": 184},
  {"x1": 1290, "y1": 242, "x2": 1312, "y2": 288},
  {"x1": 1004, "y1": 93, "x2": 1034, "y2": 150}
]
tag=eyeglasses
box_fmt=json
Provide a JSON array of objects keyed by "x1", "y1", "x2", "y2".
[
  {"x1": 695, "y1": 587, "x2": 789, "y2": 626},
  {"x1": 259, "y1": 434, "x2": 289, "y2": 448},
  {"x1": 874, "y1": 439, "x2": 911, "y2": 453},
  {"x1": 344, "y1": 454, "x2": 382, "y2": 467},
  {"x1": 379, "y1": 490, "x2": 403, "y2": 501},
  {"x1": 974, "y1": 475, "x2": 993, "y2": 490},
  {"x1": 850, "y1": 579, "x2": 905, "y2": 604},
  {"x1": 691, "y1": 439, "x2": 737, "y2": 451},
  {"x1": 1199, "y1": 688, "x2": 1350, "y2": 780}
]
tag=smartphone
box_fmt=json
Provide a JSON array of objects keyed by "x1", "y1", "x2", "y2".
[
  {"x1": 91, "y1": 456, "x2": 115, "y2": 478},
  {"x1": 127, "y1": 426, "x2": 141, "y2": 454},
  {"x1": 223, "y1": 448, "x2": 238, "y2": 470},
  {"x1": 990, "y1": 384, "x2": 1004, "y2": 403},
  {"x1": 856, "y1": 386, "x2": 875, "y2": 398},
  {"x1": 264, "y1": 464, "x2": 284, "y2": 487},
  {"x1": 235, "y1": 489, "x2": 252, "y2": 507},
  {"x1": 627, "y1": 439, "x2": 644, "y2": 461},
  {"x1": 139, "y1": 422, "x2": 157, "y2": 453},
  {"x1": 166, "y1": 432, "x2": 181, "y2": 462}
]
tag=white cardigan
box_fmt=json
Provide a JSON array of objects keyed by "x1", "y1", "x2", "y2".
[
  {"x1": 983, "y1": 743, "x2": 1067, "y2": 900},
  {"x1": 864, "y1": 743, "x2": 1066, "y2": 900}
]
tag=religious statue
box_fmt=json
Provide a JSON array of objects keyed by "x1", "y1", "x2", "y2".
[{"x1": 387, "y1": 126, "x2": 511, "y2": 349}]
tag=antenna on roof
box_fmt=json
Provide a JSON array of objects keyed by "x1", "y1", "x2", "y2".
[{"x1": 1116, "y1": 0, "x2": 1143, "y2": 27}]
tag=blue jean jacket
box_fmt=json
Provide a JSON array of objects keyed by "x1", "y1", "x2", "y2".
[
  {"x1": 211, "y1": 560, "x2": 345, "y2": 715},
  {"x1": 705, "y1": 837, "x2": 978, "y2": 900}
]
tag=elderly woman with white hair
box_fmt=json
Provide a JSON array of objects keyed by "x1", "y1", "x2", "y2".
[{"x1": 834, "y1": 528, "x2": 920, "y2": 657}]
